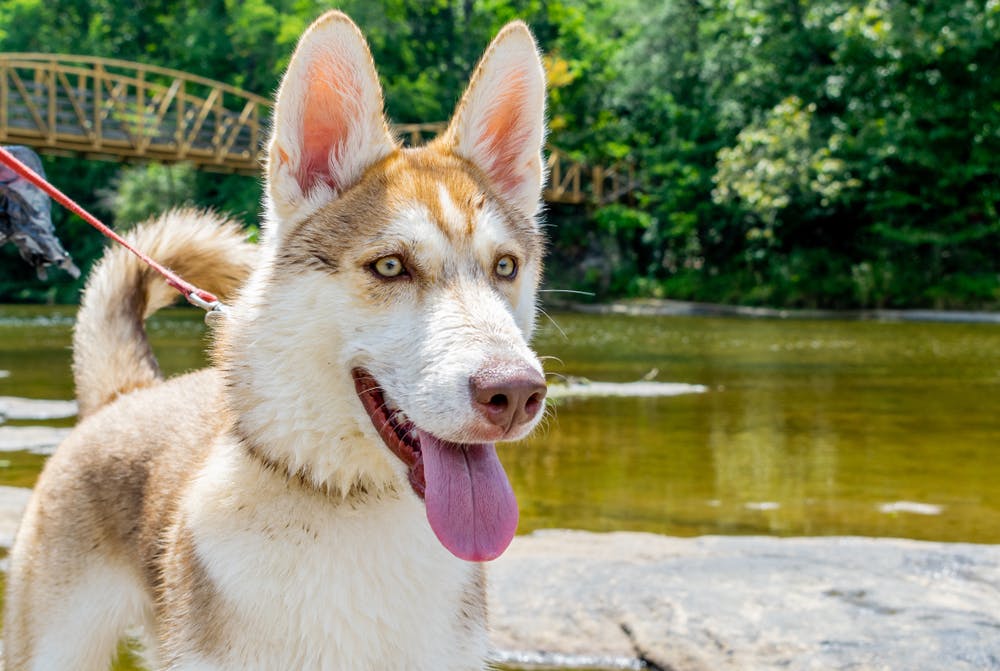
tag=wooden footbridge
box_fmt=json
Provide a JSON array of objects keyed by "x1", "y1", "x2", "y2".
[{"x1": 0, "y1": 53, "x2": 636, "y2": 205}]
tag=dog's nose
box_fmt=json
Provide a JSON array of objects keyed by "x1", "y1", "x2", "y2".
[{"x1": 470, "y1": 363, "x2": 547, "y2": 432}]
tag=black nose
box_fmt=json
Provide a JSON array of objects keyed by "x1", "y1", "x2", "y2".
[{"x1": 470, "y1": 362, "x2": 547, "y2": 432}]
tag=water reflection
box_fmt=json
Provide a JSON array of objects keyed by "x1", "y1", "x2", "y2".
[{"x1": 514, "y1": 312, "x2": 1000, "y2": 542}]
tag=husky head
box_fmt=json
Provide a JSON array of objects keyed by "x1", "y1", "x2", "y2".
[{"x1": 221, "y1": 11, "x2": 547, "y2": 562}]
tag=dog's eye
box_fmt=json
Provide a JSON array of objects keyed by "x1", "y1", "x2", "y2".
[
  {"x1": 494, "y1": 255, "x2": 518, "y2": 279},
  {"x1": 372, "y1": 255, "x2": 407, "y2": 278}
]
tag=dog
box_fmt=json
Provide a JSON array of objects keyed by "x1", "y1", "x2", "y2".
[{"x1": 3, "y1": 11, "x2": 548, "y2": 670}]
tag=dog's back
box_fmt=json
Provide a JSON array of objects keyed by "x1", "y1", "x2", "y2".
[{"x1": 4, "y1": 211, "x2": 254, "y2": 669}]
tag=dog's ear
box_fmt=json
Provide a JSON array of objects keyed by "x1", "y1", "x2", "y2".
[
  {"x1": 443, "y1": 21, "x2": 547, "y2": 218},
  {"x1": 266, "y1": 11, "x2": 396, "y2": 223}
]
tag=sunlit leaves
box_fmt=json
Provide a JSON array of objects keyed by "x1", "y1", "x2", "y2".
[{"x1": 713, "y1": 97, "x2": 860, "y2": 225}]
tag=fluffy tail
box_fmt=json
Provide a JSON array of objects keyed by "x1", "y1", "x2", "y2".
[{"x1": 72, "y1": 209, "x2": 256, "y2": 418}]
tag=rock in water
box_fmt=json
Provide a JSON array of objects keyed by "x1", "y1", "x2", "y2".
[{"x1": 0, "y1": 145, "x2": 80, "y2": 279}]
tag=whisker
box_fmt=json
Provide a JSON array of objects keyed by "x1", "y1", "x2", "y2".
[
  {"x1": 376, "y1": 415, "x2": 395, "y2": 435},
  {"x1": 362, "y1": 376, "x2": 385, "y2": 391},
  {"x1": 375, "y1": 403, "x2": 396, "y2": 428},
  {"x1": 538, "y1": 354, "x2": 564, "y2": 366},
  {"x1": 536, "y1": 403, "x2": 558, "y2": 435},
  {"x1": 537, "y1": 307, "x2": 567, "y2": 340},
  {"x1": 373, "y1": 400, "x2": 404, "y2": 430},
  {"x1": 538, "y1": 289, "x2": 596, "y2": 297},
  {"x1": 544, "y1": 371, "x2": 568, "y2": 382}
]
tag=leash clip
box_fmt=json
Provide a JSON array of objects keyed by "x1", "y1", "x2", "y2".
[{"x1": 187, "y1": 292, "x2": 229, "y2": 325}]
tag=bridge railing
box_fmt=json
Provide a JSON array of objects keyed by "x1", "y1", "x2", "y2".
[
  {"x1": 1, "y1": 53, "x2": 638, "y2": 204},
  {"x1": 0, "y1": 53, "x2": 270, "y2": 172},
  {"x1": 394, "y1": 122, "x2": 446, "y2": 147},
  {"x1": 380, "y1": 124, "x2": 639, "y2": 205},
  {"x1": 546, "y1": 148, "x2": 639, "y2": 205}
]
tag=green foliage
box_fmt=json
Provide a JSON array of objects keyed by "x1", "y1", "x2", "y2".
[
  {"x1": 571, "y1": 0, "x2": 1000, "y2": 309},
  {"x1": 0, "y1": 0, "x2": 997, "y2": 309},
  {"x1": 100, "y1": 163, "x2": 197, "y2": 230},
  {"x1": 713, "y1": 96, "x2": 860, "y2": 225}
]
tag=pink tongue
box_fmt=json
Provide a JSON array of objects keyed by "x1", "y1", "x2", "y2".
[{"x1": 419, "y1": 430, "x2": 518, "y2": 562}]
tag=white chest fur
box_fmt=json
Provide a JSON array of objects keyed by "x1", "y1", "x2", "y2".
[{"x1": 177, "y1": 442, "x2": 487, "y2": 670}]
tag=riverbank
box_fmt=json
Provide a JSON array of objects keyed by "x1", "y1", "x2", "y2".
[
  {"x1": 490, "y1": 530, "x2": 1000, "y2": 670},
  {"x1": 0, "y1": 487, "x2": 996, "y2": 670},
  {"x1": 5, "y1": 298, "x2": 1000, "y2": 324},
  {"x1": 551, "y1": 297, "x2": 1000, "y2": 324}
]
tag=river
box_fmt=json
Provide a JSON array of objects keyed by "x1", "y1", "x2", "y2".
[{"x1": 2, "y1": 304, "x2": 998, "y2": 543}]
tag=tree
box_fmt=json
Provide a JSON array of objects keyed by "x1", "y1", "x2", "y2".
[{"x1": 1, "y1": 0, "x2": 997, "y2": 308}]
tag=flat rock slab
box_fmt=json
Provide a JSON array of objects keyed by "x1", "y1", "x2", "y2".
[
  {"x1": 0, "y1": 426, "x2": 70, "y2": 454},
  {"x1": 547, "y1": 381, "x2": 707, "y2": 399},
  {"x1": 0, "y1": 396, "x2": 77, "y2": 421},
  {"x1": 489, "y1": 530, "x2": 1000, "y2": 670},
  {"x1": 565, "y1": 298, "x2": 1000, "y2": 324}
]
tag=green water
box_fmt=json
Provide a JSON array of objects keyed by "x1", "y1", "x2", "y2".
[
  {"x1": 516, "y1": 311, "x2": 1000, "y2": 542},
  {"x1": 1, "y1": 304, "x2": 999, "y2": 670},
  {"x1": 1, "y1": 303, "x2": 999, "y2": 547}
]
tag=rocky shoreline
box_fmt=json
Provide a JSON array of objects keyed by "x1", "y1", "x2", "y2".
[
  {"x1": 0, "y1": 485, "x2": 996, "y2": 670},
  {"x1": 554, "y1": 297, "x2": 1000, "y2": 324}
]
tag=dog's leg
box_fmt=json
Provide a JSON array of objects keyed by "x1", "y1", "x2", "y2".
[{"x1": 4, "y1": 552, "x2": 151, "y2": 671}]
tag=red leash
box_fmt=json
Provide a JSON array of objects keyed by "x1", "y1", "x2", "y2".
[{"x1": 0, "y1": 146, "x2": 223, "y2": 313}]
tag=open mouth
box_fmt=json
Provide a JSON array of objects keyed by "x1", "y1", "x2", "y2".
[
  {"x1": 351, "y1": 367, "x2": 519, "y2": 562},
  {"x1": 352, "y1": 368, "x2": 426, "y2": 497}
]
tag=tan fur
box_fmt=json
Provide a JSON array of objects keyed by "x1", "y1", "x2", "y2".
[
  {"x1": 277, "y1": 148, "x2": 544, "y2": 277},
  {"x1": 4, "y1": 11, "x2": 545, "y2": 670},
  {"x1": 72, "y1": 209, "x2": 255, "y2": 418}
]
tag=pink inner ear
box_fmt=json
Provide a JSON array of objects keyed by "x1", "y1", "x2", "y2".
[
  {"x1": 481, "y1": 70, "x2": 532, "y2": 193},
  {"x1": 298, "y1": 56, "x2": 361, "y2": 193}
]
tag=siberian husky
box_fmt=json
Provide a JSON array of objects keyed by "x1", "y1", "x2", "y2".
[{"x1": 4, "y1": 11, "x2": 547, "y2": 670}]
